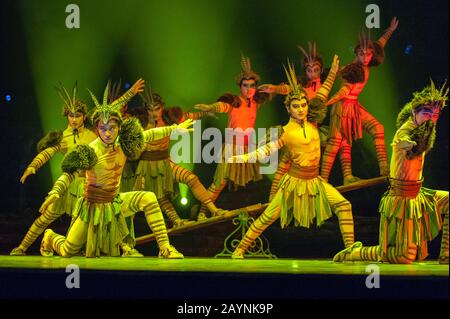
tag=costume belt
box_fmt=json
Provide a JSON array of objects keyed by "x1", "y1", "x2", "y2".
[
  {"x1": 139, "y1": 150, "x2": 170, "y2": 161},
  {"x1": 387, "y1": 178, "x2": 423, "y2": 197},
  {"x1": 288, "y1": 165, "x2": 319, "y2": 180},
  {"x1": 84, "y1": 186, "x2": 118, "y2": 203}
]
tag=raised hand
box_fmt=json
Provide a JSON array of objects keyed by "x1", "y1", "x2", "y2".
[
  {"x1": 389, "y1": 17, "x2": 399, "y2": 31},
  {"x1": 176, "y1": 118, "x2": 194, "y2": 133},
  {"x1": 20, "y1": 167, "x2": 36, "y2": 184},
  {"x1": 194, "y1": 104, "x2": 213, "y2": 112},
  {"x1": 131, "y1": 78, "x2": 145, "y2": 94},
  {"x1": 39, "y1": 193, "x2": 60, "y2": 214},
  {"x1": 330, "y1": 54, "x2": 340, "y2": 73}
]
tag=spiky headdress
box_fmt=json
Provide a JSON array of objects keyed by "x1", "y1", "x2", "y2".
[
  {"x1": 107, "y1": 79, "x2": 122, "y2": 103},
  {"x1": 353, "y1": 29, "x2": 384, "y2": 67},
  {"x1": 283, "y1": 59, "x2": 307, "y2": 108},
  {"x1": 396, "y1": 79, "x2": 448, "y2": 128},
  {"x1": 412, "y1": 79, "x2": 448, "y2": 110},
  {"x1": 298, "y1": 42, "x2": 323, "y2": 69},
  {"x1": 235, "y1": 53, "x2": 260, "y2": 86},
  {"x1": 56, "y1": 82, "x2": 87, "y2": 116},
  {"x1": 139, "y1": 84, "x2": 164, "y2": 111},
  {"x1": 88, "y1": 80, "x2": 139, "y2": 125}
]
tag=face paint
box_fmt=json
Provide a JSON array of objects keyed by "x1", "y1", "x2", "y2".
[{"x1": 97, "y1": 119, "x2": 120, "y2": 145}]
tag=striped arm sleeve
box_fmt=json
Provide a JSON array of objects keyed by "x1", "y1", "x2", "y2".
[
  {"x1": 377, "y1": 28, "x2": 394, "y2": 48},
  {"x1": 316, "y1": 66, "x2": 338, "y2": 102},
  {"x1": 28, "y1": 144, "x2": 61, "y2": 171},
  {"x1": 143, "y1": 124, "x2": 178, "y2": 142},
  {"x1": 48, "y1": 172, "x2": 76, "y2": 197},
  {"x1": 246, "y1": 135, "x2": 286, "y2": 163},
  {"x1": 211, "y1": 102, "x2": 232, "y2": 113},
  {"x1": 273, "y1": 84, "x2": 291, "y2": 95},
  {"x1": 183, "y1": 111, "x2": 209, "y2": 120}
]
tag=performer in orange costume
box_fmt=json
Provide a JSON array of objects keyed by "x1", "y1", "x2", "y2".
[{"x1": 195, "y1": 54, "x2": 271, "y2": 219}]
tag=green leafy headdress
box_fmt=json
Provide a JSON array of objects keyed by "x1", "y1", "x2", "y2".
[
  {"x1": 56, "y1": 82, "x2": 87, "y2": 116},
  {"x1": 88, "y1": 80, "x2": 140, "y2": 125}
]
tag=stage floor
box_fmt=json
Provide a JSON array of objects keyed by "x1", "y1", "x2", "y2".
[
  {"x1": 0, "y1": 256, "x2": 447, "y2": 299},
  {"x1": 0, "y1": 255, "x2": 448, "y2": 277}
]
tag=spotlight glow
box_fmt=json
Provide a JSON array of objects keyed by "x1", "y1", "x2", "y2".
[{"x1": 180, "y1": 197, "x2": 188, "y2": 205}]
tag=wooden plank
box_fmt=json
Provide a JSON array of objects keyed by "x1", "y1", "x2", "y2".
[
  {"x1": 335, "y1": 176, "x2": 388, "y2": 193},
  {"x1": 136, "y1": 203, "x2": 269, "y2": 245},
  {"x1": 136, "y1": 176, "x2": 388, "y2": 245}
]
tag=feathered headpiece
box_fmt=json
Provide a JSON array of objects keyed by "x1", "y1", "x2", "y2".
[
  {"x1": 397, "y1": 79, "x2": 448, "y2": 128},
  {"x1": 354, "y1": 29, "x2": 384, "y2": 66},
  {"x1": 139, "y1": 83, "x2": 164, "y2": 111},
  {"x1": 88, "y1": 80, "x2": 140, "y2": 125},
  {"x1": 283, "y1": 59, "x2": 307, "y2": 108},
  {"x1": 56, "y1": 82, "x2": 87, "y2": 116},
  {"x1": 235, "y1": 53, "x2": 260, "y2": 86},
  {"x1": 357, "y1": 30, "x2": 371, "y2": 52},
  {"x1": 107, "y1": 79, "x2": 122, "y2": 103},
  {"x1": 411, "y1": 79, "x2": 448, "y2": 112},
  {"x1": 298, "y1": 42, "x2": 322, "y2": 69}
]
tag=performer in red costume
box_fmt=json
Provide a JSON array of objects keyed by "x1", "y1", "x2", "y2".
[{"x1": 320, "y1": 17, "x2": 399, "y2": 185}]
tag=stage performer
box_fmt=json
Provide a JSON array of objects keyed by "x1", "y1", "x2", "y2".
[
  {"x1": 320, "y1": 17, "x2": 399, "y2": 185},
  {"x1": 11, "y1": 83, "x2": 97, "y2": 256},
  {"x1": 258, "y1": 42, "x2": 335, "y2": 157},
  {"x1": 258, "y1": 42, "x2": 330, "y2": 100},
  {"x1": 39, "y1": 79, "x2": 192, "y2": 258},
  {"x1": 333, "y1": 80, "x2": 449, "y2": 264},
  {"x1": 194, "y1": 54, "x2": 271, "y2": 219},
  {"x1": 229, "y1": 58, "x2": 363, "y2": 260},
  {"x1": 130, "y1": 86, "x2": 226, "y2": 228}
]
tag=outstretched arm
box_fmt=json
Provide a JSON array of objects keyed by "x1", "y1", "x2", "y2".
[
  {"x1": 182, "y1": 110, "x2": 217, "y2": 121},
  {"x1": 228, "y1": 135, "x2": 286, "y2": 164},
  {"x1": 20, "y1": 144, "x2": 62, "y2": 184},
  {"x1": 39, "y1": 171, "x2": 77, "y2": 213},
  {"x1": 258, "y1": 83, "x2": 291, "y2": 95},
  {"x1": 316, "y1": 55, "x2": 339, "y2": 102},
  {"x1": 326, "y1": 83, "x2": 352, "y2": 106},
  {"x1": 143, "y1": 119, "x2": 194, "y2": 142},
  {"x1": 195, "y1": 101, "x2": 232, "y2": 114},
  {"x1": 377, "y1": 17, "x2": 399, "y2": 48}
]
